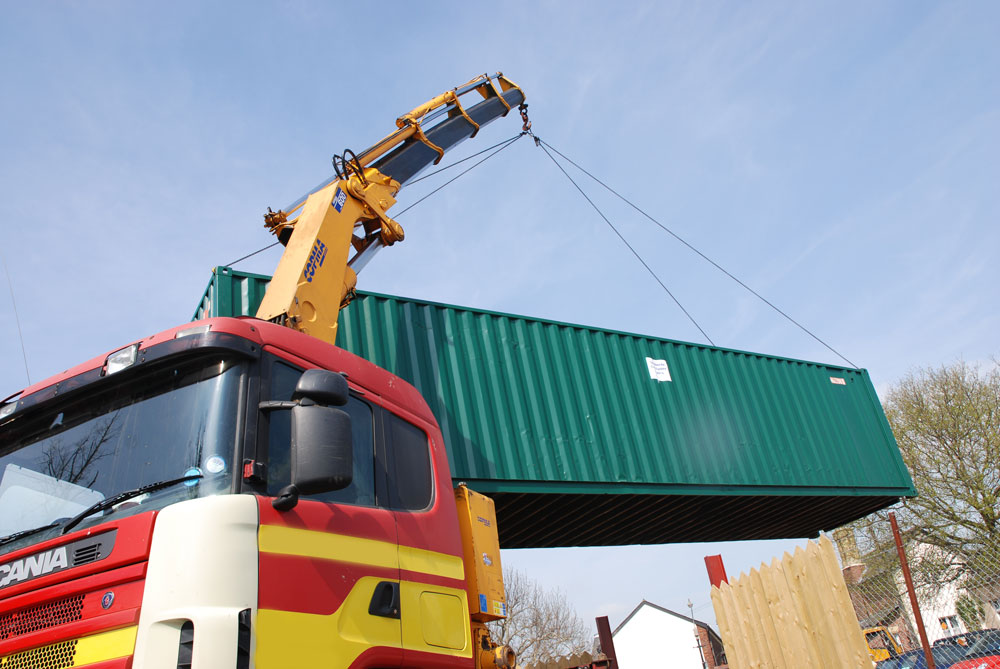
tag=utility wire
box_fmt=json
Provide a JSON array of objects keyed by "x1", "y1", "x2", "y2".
[
  {"x1": 539, "y1": 139, "x2": 858, "y2": 369},
  {"x1": 228, "y1": 134, "x2": 524, "y2": 268},
  {"x1": 226, "y1": 242, "x2": 280, "y2": 268},
  {"x1": 404, "y1": 134, "x2": 524, "y2": 187},
  {"x1": 536, "y1": 140, "x2": 716, "y2": 347},
  {"x1": 1, "y1": 254, "x2": 31, "y2": 386},
  {"x1": 394, "y1": 133, "x2": 523, "y2": 217}
]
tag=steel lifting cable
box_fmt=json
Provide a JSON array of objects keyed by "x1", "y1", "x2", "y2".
[
  {"x1": 226, "y1": 242, "x2": 281, "y2": 267},
  {"x1": 226, "y1": 134, "x2": 525, "y2": 268},
  {"x1": 393, "y1": 133, "x2": 524, "y2": 217},
  {"x1": 403, "y1": 134, "x2": 524, "y2": 187},
  {"x1": 536, "y1": 140, "x2": 717, "y2": 347},
  {"x1": 538, "y1": 138, "x2": 858, "y2": 369}
]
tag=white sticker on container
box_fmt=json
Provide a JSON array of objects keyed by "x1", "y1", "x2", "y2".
[
  {"x1": 646, "y1": 357, "x2": 672, "y2": 382},
  {"x1": 830, "y1": 377, "x2": 846, "y2": 386}
]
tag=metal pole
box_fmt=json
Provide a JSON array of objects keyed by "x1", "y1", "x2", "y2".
[
  {"x1": 689, "y1": 599, "x2": 708, "y2": 669},
  {"x1": 595, "y1": 616, "x2": 618, "y2": 668},
  {"x1": 704, "y1": 554, "x2": 729, "y2": 588},
  {"x1": 889, "y1": 511, "x2": 935, "y2": 669}
]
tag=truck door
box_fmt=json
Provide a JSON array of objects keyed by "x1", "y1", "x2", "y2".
[
  {"x1": 255, "y1": 357, "x2": 404, "y2": 668},
  {"x1": 379, "y1": 409, "x2": 472, "y2": 667}
]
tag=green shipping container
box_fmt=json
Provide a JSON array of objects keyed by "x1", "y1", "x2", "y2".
[{"x1": 195, "y1": 267, "x2": 915, "y2": 548}]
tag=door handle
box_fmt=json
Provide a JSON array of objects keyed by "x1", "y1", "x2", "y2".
[{"x1": 368, "y1": 581, "x2": 401, "y2": 619}]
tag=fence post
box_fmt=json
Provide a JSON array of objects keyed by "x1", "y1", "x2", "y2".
[
  {"x1": 596, "y1": 615, "x2": 618, "y2": 668},
  {"x1": 705, "y1": 554, "x2": 729, "y2": 588},
  {"x1": 889, "y1": 511, "x2": 935, "y2": 669}
]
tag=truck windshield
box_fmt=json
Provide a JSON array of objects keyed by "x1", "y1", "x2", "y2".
[{"x1": 0, "y1": 354, "x2": 243, "y2": 551}]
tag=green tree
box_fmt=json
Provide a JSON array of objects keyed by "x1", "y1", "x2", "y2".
[
  {"x1": 956, "y1": 594, "x2": 985, "y2": 631},
  {"x1": 885, "y1": 360, "x2": 1000, "y2": 561},
  {"x1": 838, "y1": 362, "x2": 1000, "y2": 644},
  {"x1": 844, "y1": 360, "x2": 1000, "y2": 597}
]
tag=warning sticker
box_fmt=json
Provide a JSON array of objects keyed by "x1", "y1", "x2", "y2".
[
  {"x1": 332, "y1": 187, "x2": 348, "y2": 212},
  {"x1": 830, "y1": 377, "x2": 847, "y2": 386},
  {"x1": 646, "y1": 357, "x2": 672, "y2": 382}
]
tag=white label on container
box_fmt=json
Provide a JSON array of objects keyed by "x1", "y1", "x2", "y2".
[
  {"x1": 830, "y1": 377, "x2": 847, "y2": 386},
  {"x1": 646, "y1": 357, "x2": 672, "y2": 382}
]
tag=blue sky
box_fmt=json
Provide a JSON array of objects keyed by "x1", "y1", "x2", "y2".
[{"x1": 2, "y1": 1, "x2": 998, "y2": 632}]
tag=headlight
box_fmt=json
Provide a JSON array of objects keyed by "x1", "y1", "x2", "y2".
[
  {"x1": 105, "y1": 343, "x2": 139, "y2": 375},
  {"x1": 175, "y1": 324, "x2": 211, "y2": 339}
]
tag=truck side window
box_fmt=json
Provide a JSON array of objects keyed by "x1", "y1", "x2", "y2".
[
  {"x1": 383, "y1": 411, "x2": 432, "y2": 511},
  {"x1": 266, "y1": 361, "x2": 376, "y2": 507}
]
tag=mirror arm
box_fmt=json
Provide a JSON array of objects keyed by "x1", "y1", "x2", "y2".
[
  {"x1": 259, "y1": 400, "x2": 299, "y2": 411},
  {"x1": 272, "y1": 484, "x2": 300, "y2": 511}
]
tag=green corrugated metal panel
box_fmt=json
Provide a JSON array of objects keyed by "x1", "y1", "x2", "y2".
[
  {"x1": 195, "y1": 266, "x2": 915, "y2": 547},
  {"x1": 192, "y1": 266, "x2": 271, "y2": 321},
  {"x1": 336, "y1": 293, "x2": 912, "y2": 494}
]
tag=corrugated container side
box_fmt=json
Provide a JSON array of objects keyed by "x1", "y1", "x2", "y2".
[
  {"x1": 336, "y1": 293, "x2": 912, "y2": 496},
  {"x1": 192, "y1": 267, "x2": 914, "y2": 546},
  {"x1": 193, "y1": 267, "x2": 912, "y2": 495},
  {"x1": 192, "y1": 266, "x2": 271, "y2": 321}
]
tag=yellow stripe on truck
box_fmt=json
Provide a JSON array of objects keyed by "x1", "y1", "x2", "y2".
[
  {"x1": 74, "y1": 625, "x2": 138, "y2": 665},
  {"x1": 259, "y1": 525, "x2": 464, "y2": 580},
  {"x1": 256, "y1": 527, "x2": 472, "y2": 668},
  {"x1": 0, "y1": 625, "x2": 138, "y2": 668},
  {"x1": 398, "y1": 544, "x2": 463, "y2": 580},
  {"x1": 257, "y1": 580, "x2": 472, "y2": 668},
  {"x1": 259, "y1": 525, "x2": 398, "y2": 568},
  {"x1": 257, "y1": 575, "x2": 400, "y2": 668}
]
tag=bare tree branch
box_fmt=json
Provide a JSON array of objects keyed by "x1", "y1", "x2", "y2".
[
  {"x1": 488, "y1": 568, "x2": 591, "y2": 665},
  {"x1": 41, "y1": 411, "x2": 119, "y2": 488}
]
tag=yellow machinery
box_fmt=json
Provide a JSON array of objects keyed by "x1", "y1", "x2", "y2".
[
  {"x1": 864, "y1": 626, "x2": 904, "y2": 662},
  {"x1": 255, "y1": 73, "x2": 527, "y2": 347},
  {"x1": 455, "y1": 485, "x2": 516, "y2": 668}
]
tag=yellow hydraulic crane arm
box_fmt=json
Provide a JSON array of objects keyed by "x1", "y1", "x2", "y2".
[{"x1": 255, "y1": 73, "x2": 527, "y2": 346}]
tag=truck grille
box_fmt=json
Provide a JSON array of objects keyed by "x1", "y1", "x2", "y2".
[
  {"x1": 1, "y1": 639, "x2": 76, "y2": 669},
  {"x1": 0, "y1": 596, "x2": 85, "y2": 641}
]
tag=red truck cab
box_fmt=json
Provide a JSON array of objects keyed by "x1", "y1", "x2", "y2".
[{"x1": 0, "y1": 317, "x2": 484, "y2": 668}]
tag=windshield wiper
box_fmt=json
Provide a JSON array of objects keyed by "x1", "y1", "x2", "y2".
[
  {"x1": 0, "y1": 522, "x2": 63, "y2": 549},
  {"x1": 61, "y1": 473, "x2": 204, "y2": 535}
]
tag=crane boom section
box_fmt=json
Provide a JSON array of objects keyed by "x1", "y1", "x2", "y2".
[
  {"x1": 255, "y1": 73, "x2": 526, "y2": 346},
  {"x1": 254, "y1": 172, "x2": 399, "y2": 344}
]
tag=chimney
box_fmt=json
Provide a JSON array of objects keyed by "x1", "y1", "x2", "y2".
[
  {"x1": 832, "y1": 528, "x2": 866, "y2": 583},
  {"x1": 832, "y1": 528, "x2": 863, "y2": 566}
]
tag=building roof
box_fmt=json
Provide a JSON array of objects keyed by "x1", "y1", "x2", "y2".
[{"x1": 612, "y1": 599, "x2": 721, "y2": 644}]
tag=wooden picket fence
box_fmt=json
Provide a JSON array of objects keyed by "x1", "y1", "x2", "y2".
[
  {"x1": 710, "y1": 535, "x2": 874, "y2": 668},
  {"x1": 523, "y1": 651, "x2": 610, "y2": 668}
]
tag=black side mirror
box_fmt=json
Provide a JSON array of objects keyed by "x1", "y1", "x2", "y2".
[
  {"x1": 267, "y1": 369, "x2": 353, "y2": 511},
  {"x1": 294, "y1": 369, "x2": 349, "y2": 406},
  {"x1": 291, "y1": 403, "x2": 352, "y2": 495}
]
